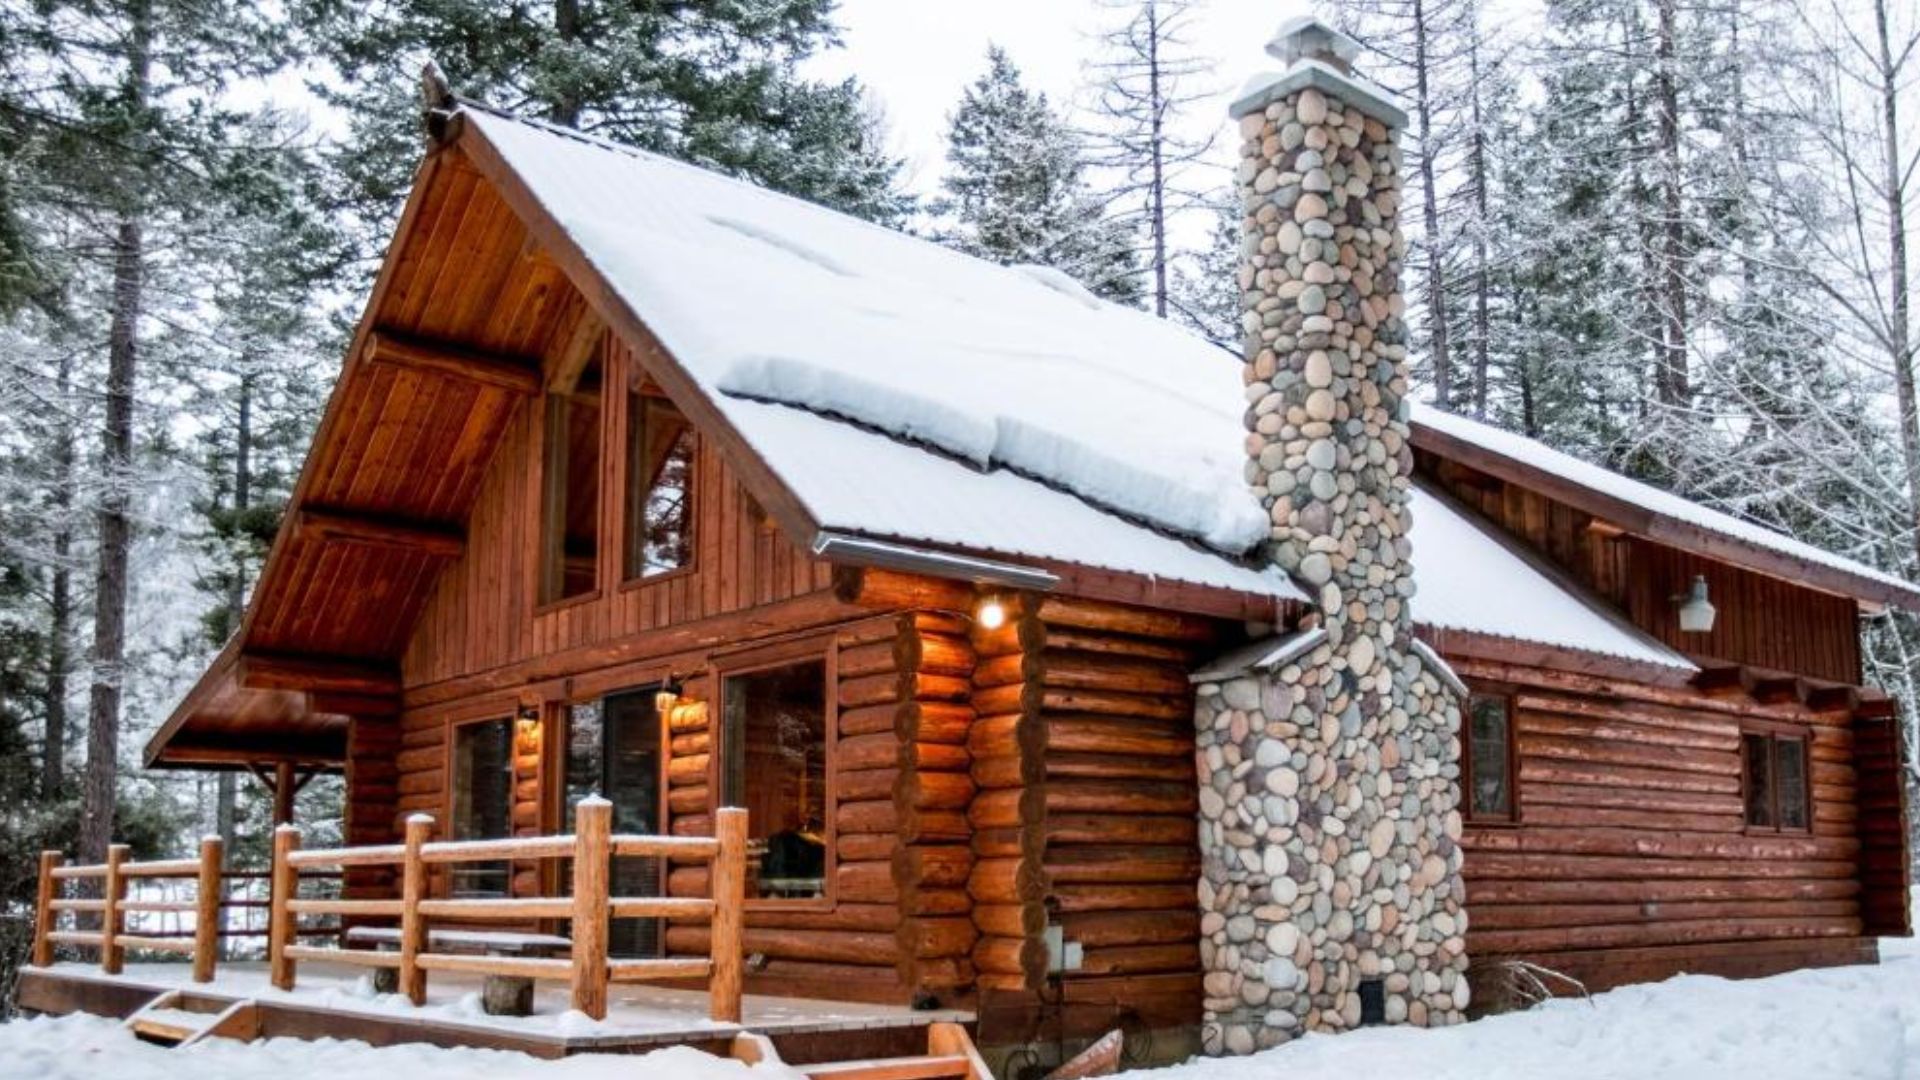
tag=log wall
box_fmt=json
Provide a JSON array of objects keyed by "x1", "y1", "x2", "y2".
[{"x1": 1454, "y1": 656, "x2": 1889, "y2": 1003}]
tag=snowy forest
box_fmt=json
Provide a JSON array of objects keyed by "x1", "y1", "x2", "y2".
[{"x1": 0, "y1": 0, "x2": 1913, "y2": 1014}]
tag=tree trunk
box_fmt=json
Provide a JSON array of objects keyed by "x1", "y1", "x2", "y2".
[
  {"x1": 1468, "y1": 32, "x2": 1491, "y2": 418},
  {"x1": 1653, "y1": 0, "x2": 1689, "y2": 407},
  {"x1": 552, "y1": 0, "x2": 583, "y2": 127},
  {"x1": 80, "y1": 0, "x2": 151, "y2": 866},
  {"x1": 216, "y1": 373, "x2": 252, "y2": 883},
  {"x1": 1146, "y1": 0, "x2": 1169, "y2": 319},
  {"x1": 1873, "y1": 0, "x2": 1919, "y2": 566},
  {"x1": 43, "y1": 349, "x2": 74, "y2": 798},
  {"x1": 1412, "y1": 0, "x2": 1452, "y2": 407}
]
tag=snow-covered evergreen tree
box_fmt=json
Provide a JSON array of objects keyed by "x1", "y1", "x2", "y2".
[{"x1": 935, "y1": 46, "x2": 1141, "y2": 304}]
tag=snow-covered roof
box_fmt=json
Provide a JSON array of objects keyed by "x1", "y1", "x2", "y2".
[
  {"x1": 1409, "y1": 486, "x2": 1696, "y2": 671},
  {"x1": 457, "y1": 104, "x2": 1913, "y2": 661},
  {"x1": 1412, "y1": 404, "x2": 1917, "y2": 602}
]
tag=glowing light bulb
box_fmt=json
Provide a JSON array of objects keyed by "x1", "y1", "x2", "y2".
[{"x1": 976, "y1": 598, "x2": 1007, "y2": 631}]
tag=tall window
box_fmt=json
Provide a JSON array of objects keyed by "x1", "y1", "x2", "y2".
[
  {"x1": 1464, "y1": 693, "x2": 1514, "y2": 822},
  {"x1": 1744, "y1": 731, "x2": 1810, "y2": 831},
  {"x1": 722, "y1": 658, "x2": 829, "y2": 900},
  {"x1": 540, "y1": 354, "x2": 603, "y2": 604},
  {"x1": 450, "y1": 718, "x2": 514, "y2": 896},
  {"x1": 562, "y1": 692, "x2": 666, "y2": 956},
  {"x1": 624, "y1": 392, "x2": 694, "y2": 580}
]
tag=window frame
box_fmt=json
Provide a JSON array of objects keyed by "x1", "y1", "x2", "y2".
[
  {"x1": 1741, "y1": 722, "x2": 1813, "y2": 835},
  {"x1": 711, "y1": 636, "x2": 840, "y2": 912},
  {"x1": 443, "y1": 713, "x2": 519, "y2": 898},
  {"x1": 1460, "y1": 684, "x2": 1520, "y2": 826},
  {"x1": 534, "y1": 347, "x2": 608, "y2": 614},
  {"x1": 618, "y1": 386, "x2": 698, "y2": 591}
]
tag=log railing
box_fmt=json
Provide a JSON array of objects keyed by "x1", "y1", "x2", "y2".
[
  {"x1": 32, "y1": 837, "x2": 227, "y2": 983},
  {"x1": 269, "y1": 799, "x2": 747, "y2": 1022}
]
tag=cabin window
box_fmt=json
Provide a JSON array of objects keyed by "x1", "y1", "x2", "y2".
[
  {"x1": 449, "y1": 717, "x2": 515, "y2": 896},
  {"x1": 560, "y1": 692, "x2": 667, "y2": 957},
  {"x1": 1464, "y1": 692, "x2": 1514, "y2": 822},
  {"x1": 623, "y1": 392, "x2": 695, "y2": 580},
  {"x1": 539, "y1": 353, "x2": 603, "y2": 605},
  {"x1": 720, "y1": 657, "x2": 830, "y2": 901},
  {"x1": 1744, "y1": 731, "x2": 1810, "y2": 831}
]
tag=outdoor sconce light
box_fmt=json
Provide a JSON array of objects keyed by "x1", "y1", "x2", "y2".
[
  {"x1": 655, "y1": 675, "x2": 685, "y2": 716},
  {"x1": 516, "y1": 705, "x2": 541, "y2": 735},
  {"x1": 1675, "y1": 574, "x2": 1717, "y2": 633},
  {"x1": 975, "y1": 595, "x2": 1008, "y2": 631}
]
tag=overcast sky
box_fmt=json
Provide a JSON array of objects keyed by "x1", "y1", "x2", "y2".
[{"x1": 805, "y1": 0, "x2": 1313, "y2": 199}]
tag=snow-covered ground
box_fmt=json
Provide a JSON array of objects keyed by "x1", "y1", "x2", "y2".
[{"x1": 6, "y1": 942, "x2": 1920, "y2": 1079}]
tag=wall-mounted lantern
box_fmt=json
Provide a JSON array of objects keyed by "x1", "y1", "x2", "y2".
[
  {"x1": 655, "y1": 674, "x2": 685, "y2": 717},
  {"x1": 1675, "y1": 574, "x2": 1717, "y2": 634},
  {"x1": 975, "y1": 595, "x2": 1008, "y2": 631}
]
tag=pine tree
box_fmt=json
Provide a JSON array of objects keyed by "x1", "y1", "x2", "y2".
[
  {"x1": 1170, "y1": 196, "x2": 1242, "y2": 347},
  {"x1": 936, "y1": 46, "x2": 1141, "y2": 304},
  {"x1": 298, "y1": 0, "x2": 914, "y2": 268}
]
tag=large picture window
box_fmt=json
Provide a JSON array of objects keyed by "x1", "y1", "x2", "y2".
[
  {"x1": 721, "y1": 658, "x2": 830, "y2": 901},
  {"x1": 1744, "y1": 730, "x2": 1810, "y2": 832},
  {"x1": 449, "y1": 718, "x2": 514, "y2": 896},
  {"x1": 539, "y1": 353, "x2": 603, "y2": 605},
  {"x1": 624, "y1": 391, "x2": 694, "y2": 581},
  {"x1": 1463, "y1": 692, "x2": 1515, "y2": 822}
]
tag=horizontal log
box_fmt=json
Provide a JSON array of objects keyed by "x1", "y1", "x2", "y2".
[
  {"x1": 839, "y1": 832, "x2": 897, "y2": 863},
  {"x1": 898, "y1": 771, "x2": 975, "y2": 811},
  {"x1": 894, "y1": 845, "x2": 972, "y2": 890},
  {"x1": 1516, "y1": 733, "x2": 1738, "y2": 777},
  {"x1": 1465, "y1": 876, "x2": 1862, "y2": 906},
  {"x1": 416, "y1": 953, "x2": 573, "y2": 981},
  {"x1": 1044, "y1": 845, "x2": 1199, "y2": 885},
  {"x1": 898, "y1": 916, "x2": 979, "y2": 959},
  {"x1": 969, "y1": 857, "x2": 1043, "y2": 904},
  {"x1": 1465, "y1": 851, "x2": 1860, "y2": 882},
  {"x1": 1036, "y1": 655, "x2": 1191, "y2": 697},
  {"x1": 898, "y1": 632, "x2": 974, "y2": 678},
  {"x1": 1045, "y1": 714, "x2": 1191, "y2": 758},
  {"x1": 1468, "y1": 915, "x2": 1862, "y2": 955},
  {"x1": 1469, "y1": 898, "x2": 1859, "y2": 931},
  {"x1": 1044, "y1": 751, "x2": 1196, "y2": 783},
  {"x1": 973, "y1": 903, "x2": 1045, "y2": 939},
  {"x1": 1516, "y1": 707, "x2": 1738, "y2": 752},
  {"x1": 1058, "y1": 908, "x2": 1200, "y2": 947},
  {"x1": 667, "y1": 925, "x2": 900, "y2": 966},
  {"x1": 1047, "y1": 779, "x2": 1196, "y2": 817},
  {"x1": 1040, "y1": 629, "x2": 1196, "y2": 663},
  {"x1": 1072, "y1": 942, "x2": 1199, "y2": 977},
  {"x1": 1460, "y1": 826, "x2": 1858, "y2": 863},
  {"x1": 1518, "y1": 759, "x2": 1740, "y2": 795},
  {"x1": 839, "y1": 640, "x2": 901, "y2": 680},
  {"x1": 973, "y1": 934, "x2": 1047, "y2": 981},
  {"x1": 1034, "y1": 596, "x2": 1218, "y2": 642},
  {"x1": 1046, "y1": 814, "x2": 1195, "y2": 847}
]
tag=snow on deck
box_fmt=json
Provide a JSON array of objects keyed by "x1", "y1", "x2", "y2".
[
  {"x1": 29, "y1": 960, "x2": 967, "y2": 1047},
  {"x1": 11, "y1": 947, "x2": 1920, "y2": 1078}
]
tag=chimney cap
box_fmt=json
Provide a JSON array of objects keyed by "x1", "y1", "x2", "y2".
[{"x1": 1265, "y1": 17, "x2": 1361, "y2": 71}]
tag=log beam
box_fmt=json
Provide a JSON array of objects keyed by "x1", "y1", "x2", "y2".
[
  {"x1": 294, "y1": 508, "x2": 465, "y2": 559},
  {"x1": 238, "y1": 653, "x2": 401, "y2": 697},
  {"x1": 361, "y1": 329, "x2": 541, "y2": 396}
]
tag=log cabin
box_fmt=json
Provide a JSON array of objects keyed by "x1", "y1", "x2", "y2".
[{"x1": 31, "y1": 17, "x2": 1915, "y2": 1068}]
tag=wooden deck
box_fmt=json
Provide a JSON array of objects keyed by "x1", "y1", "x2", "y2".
[{"x1": 17, "y1": 960, "x2": 974, "y2": 1061}]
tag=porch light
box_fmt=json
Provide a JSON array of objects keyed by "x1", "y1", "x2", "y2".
[
  {"x1": 976, "y1": 596, "x2": 1008, "y2": 631},
  {"x1": 516, "y1": 705, "x2": 541, "y2": 732},
  {"x1": 655, "y1": 675, "x2": 685, "y2": 716},
  {"x1": 1676, "y1": 575, "x2": 1717, "y2": 634}
]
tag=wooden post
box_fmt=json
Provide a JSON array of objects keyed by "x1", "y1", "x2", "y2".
[
  {"x1": 709, "y1": 807, "x2": 747, "y2": 1023},
  {"x1": 273, "y1": 761, "x2": 296, "y2": 826},
  {"x1": 269, "y1": 825, "x2": 300, "y2": 991},
  {"x1": 569, "y1": 797, "x2": 612, "y2": 1020},
  {"x1": 101, "y1": 844, "x2": 128, "y2": 975},
  {"x1": 399, "y1": 814, "x2": 432, "y2": 1005},
  {"x1": 194, "y1": 836, "x2": 223, "y2": 983},
  {"x1": 32, "y1": 851, "x2": 60, "y2": 968}
]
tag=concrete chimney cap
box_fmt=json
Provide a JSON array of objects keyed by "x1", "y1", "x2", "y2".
[{"x1": 1265, "y1": 16, "x2": 1361, "y2": 68}]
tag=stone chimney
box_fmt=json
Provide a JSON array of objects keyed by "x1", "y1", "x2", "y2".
[{"x1": 1190, "y1": 17, "x2": 1469, "y2": 1054}]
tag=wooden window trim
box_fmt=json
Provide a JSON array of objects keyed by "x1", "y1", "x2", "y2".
[
  {"x1": 534, "y1": 333, "x2": 609, "y2": 609},
  {"x1": 442, "y1": 713, "x2": 517, "y2": 898},
  {"x1": 711, "y1": 635, "x2": 840, "y2": 913},
  {"x1": 618, "y1": 387, "x2": 699, "y2": 590},
  {"x1": 1461, "y1": 684, "x2": 1520, "y2": 827},
  {"x1": 1741, "y1": 724, "x2": 1813, "y2": 836}
]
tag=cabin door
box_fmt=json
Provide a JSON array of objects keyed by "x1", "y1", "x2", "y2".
[{"x1": 565, "y1": 686, "x2": 666, "y2": 958}]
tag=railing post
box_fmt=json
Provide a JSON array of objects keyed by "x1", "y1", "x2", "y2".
[
  {"x1": 269, "y1": 824, "x2": 301, "y2": 991},
  {"x1": 569, "y1": 797, "x2": 612, "y2": 1021},
  {"x1": 101, "y1": 844, "x2": 128, "y2": 975},
  {"x1": 709, "y1": 807, "x2": 747, "y2": 1023},
  {"x1": 194, "y1": 836, "x2": 223, "y2": 983},
  {"x1": 400, "y1": 814, "x2": 432, "y2": 1005},
  {"x1": 32, "y1": 851, "x2": 61, "y2": 968}
]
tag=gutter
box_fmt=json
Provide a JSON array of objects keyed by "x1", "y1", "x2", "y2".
[{"x1": 810, "y1": 531, "x2": 1061, "y2": 592}]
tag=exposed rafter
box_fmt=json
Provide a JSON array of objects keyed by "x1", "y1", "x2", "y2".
[
  {"x1": 361, "y1": 328, "x2": 542, "y2": 397},
  {"x1": 293, "y1": 507, "x2": 465, "y2": 559}
]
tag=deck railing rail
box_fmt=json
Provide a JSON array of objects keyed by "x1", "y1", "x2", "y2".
[
  {"x1": 268, "y1": 798, "x2": 746, "y2": 1021},
  {"x1": 32, "y1": 838, "x2": 228, "y2": 983}
]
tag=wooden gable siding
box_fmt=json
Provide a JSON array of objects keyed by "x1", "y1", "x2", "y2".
[
  {"x1": 1454, "y1": 655, "x2": 1885, "y2": 1004},
  {"x1": 249, "y1": 154, "x2": 579, "y2": 663},
  {"x1": 1423, "y1": 453, "x2": 1862, "y2": 684},
  {"x1": 400, "y1": 330, "x2": 835, "y2": 689}
]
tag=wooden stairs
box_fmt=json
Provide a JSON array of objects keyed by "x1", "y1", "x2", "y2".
[
  {"x1": 122, "y1": 990, "x2": 261, "y2": 1049},
  {"x1": 733, "y1": 1023, "x2": 990, "y2": 1080}
]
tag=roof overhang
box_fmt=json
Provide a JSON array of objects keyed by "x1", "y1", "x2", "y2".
[
  {"x1": 144, "y1": 641, "x2": 364, "y2": 771},
  {"x1": 1412, "y1": 417, "x2": 1920, "y2": 612}
]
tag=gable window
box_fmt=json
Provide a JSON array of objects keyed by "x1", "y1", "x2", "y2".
[
  {"x1": 540, "y1": 352, "x2": 603, "y2": 605},
  {"x1": 450, "y1": 717, "x2": 515, "y2": 896},
  {"x1": 720, "y1": 656, "x2": 830, "y2": 901},
  {"x1": 1744, "y1": 730, "x2": 1810, "y2": 831},
  {"x1": 623, "y1": 391, "x2": 695, "y2": 580},
  {"x1": 1463, "y1": 692, "x2": 1515, "y2": 822}
]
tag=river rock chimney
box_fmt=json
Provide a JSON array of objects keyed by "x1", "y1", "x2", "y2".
[{"x1": 1191, "y1": 16, "x2": 1469, "y2": 1054}]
